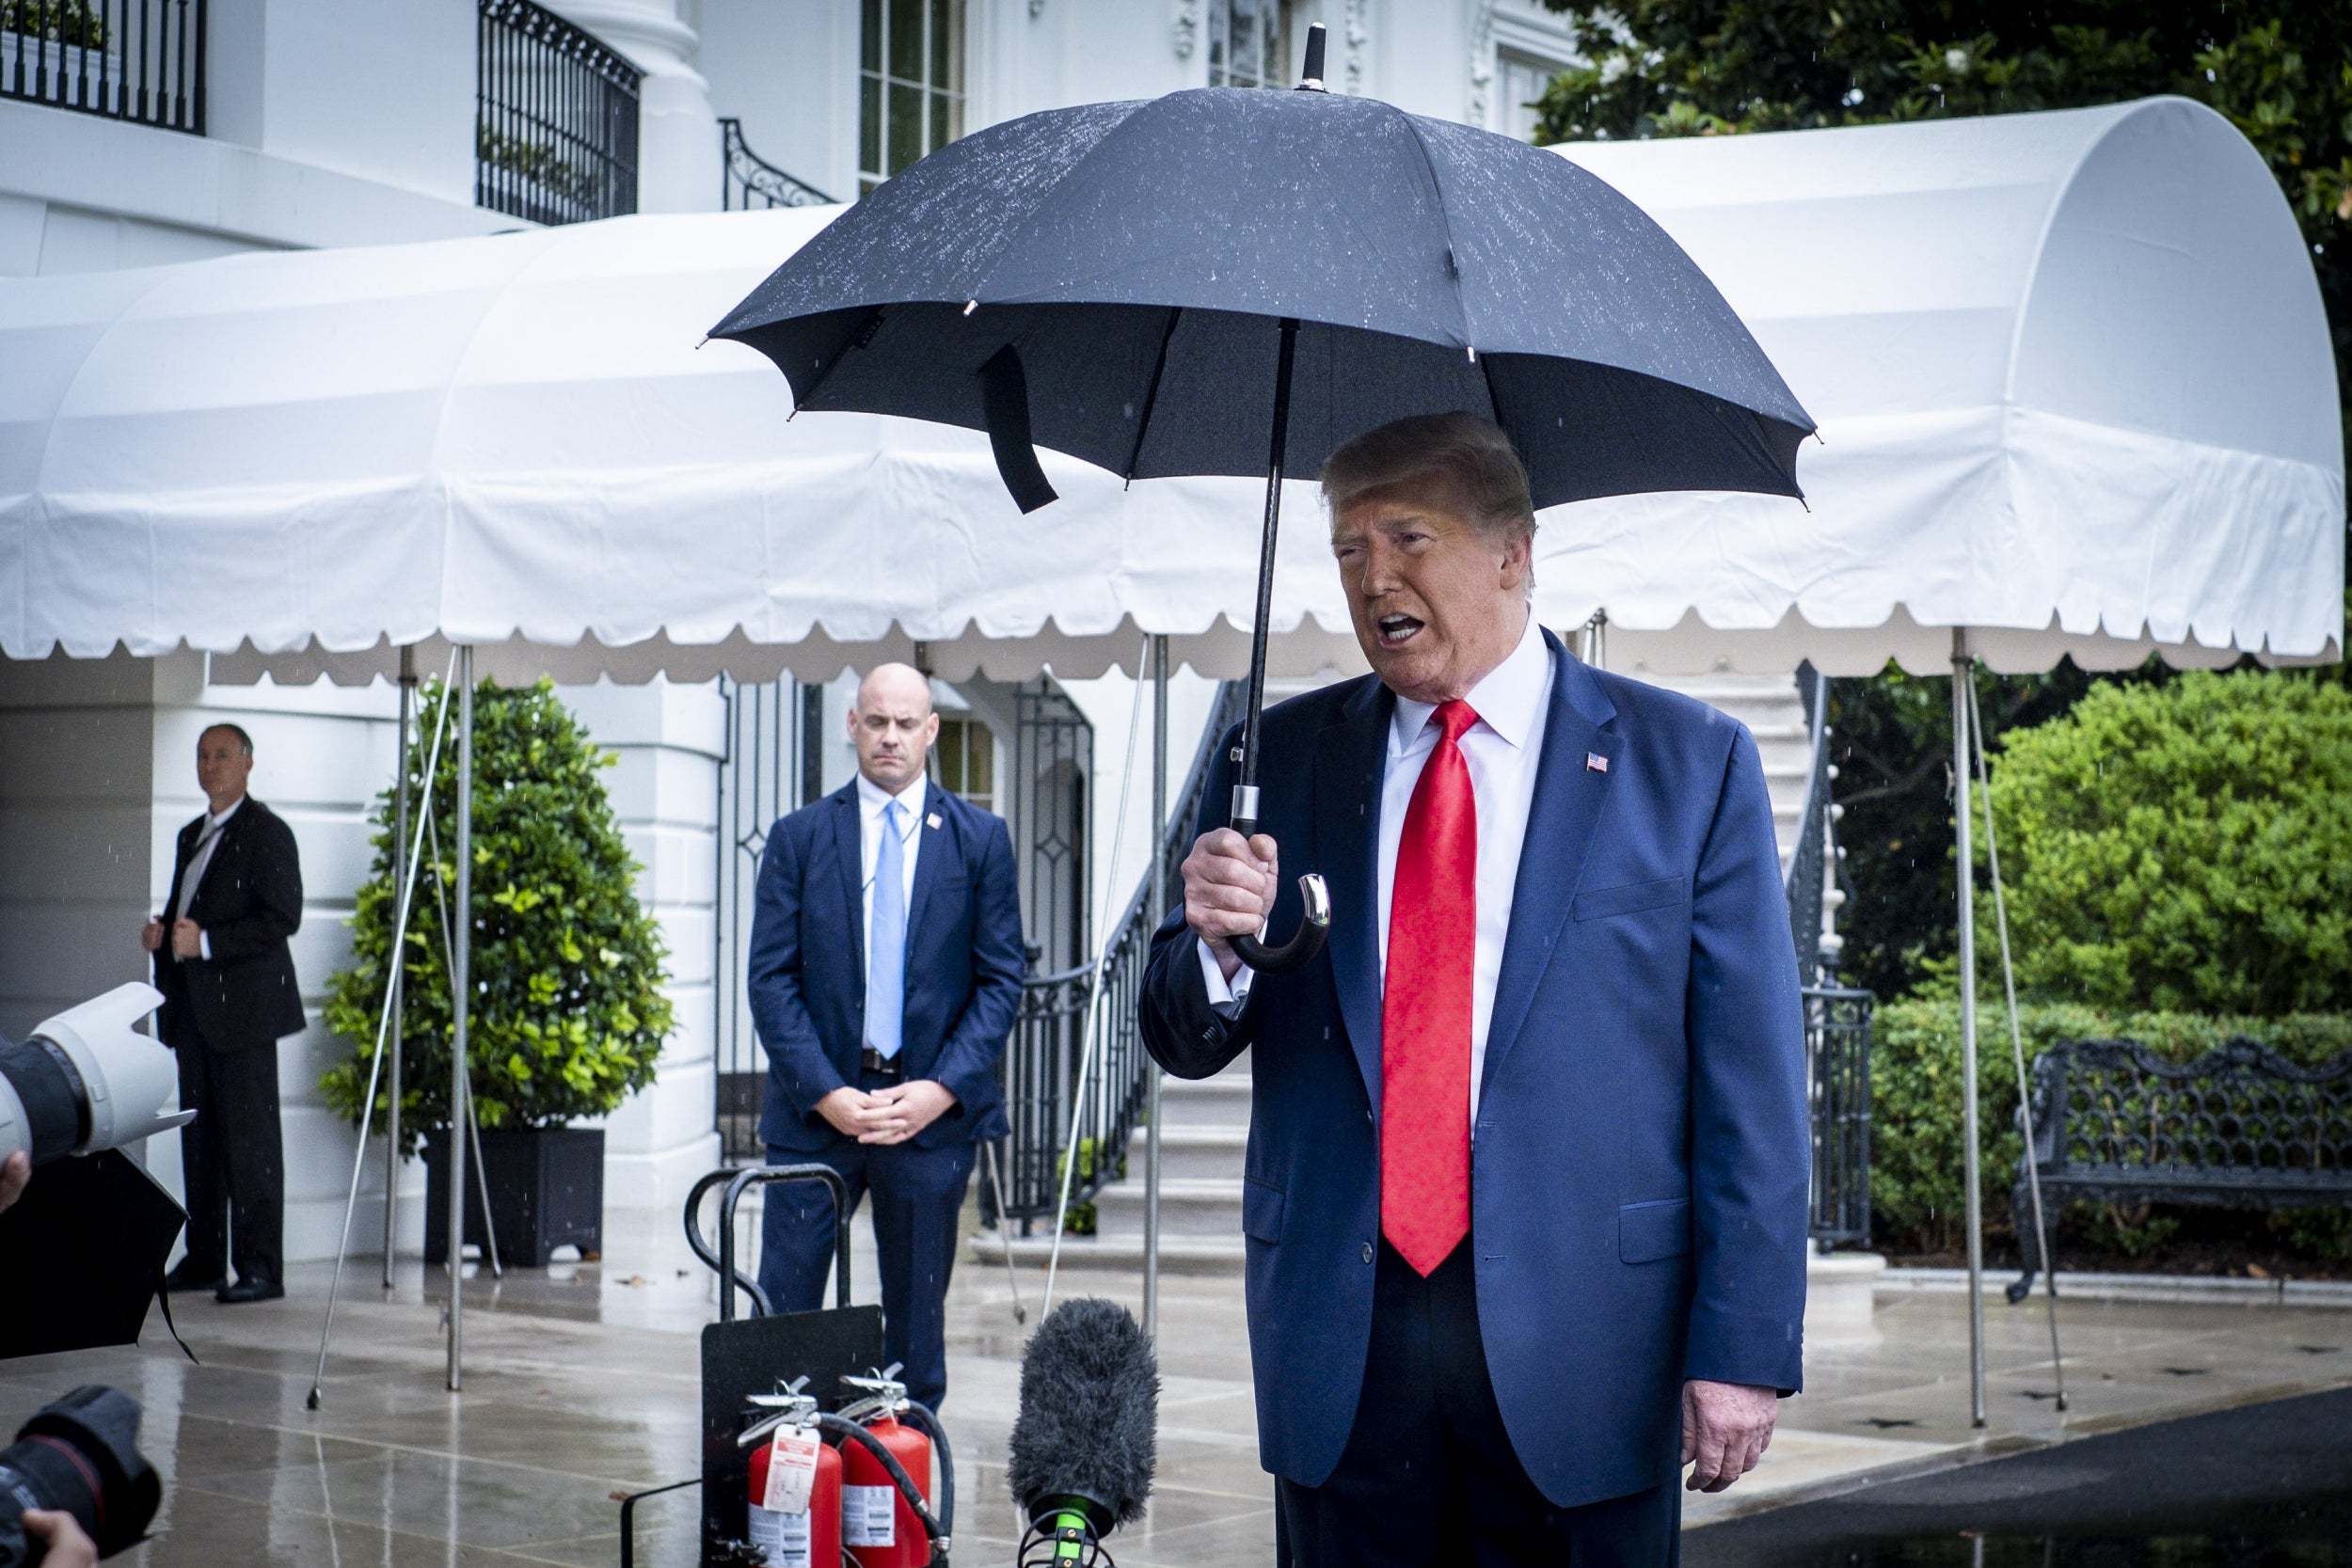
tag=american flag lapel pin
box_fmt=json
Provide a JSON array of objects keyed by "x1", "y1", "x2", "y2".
[{"x1": 1586, "y1": 752, "x2": 1610, "y2": 773}]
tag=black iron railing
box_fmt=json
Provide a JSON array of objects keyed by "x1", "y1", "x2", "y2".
[
  {"x1": 1805, "y1": 985, "x2": 1873, "y2": 1245},
  {"x1": 1787, "y1": 661, "x2": 1832, "y2": 988},
  {"x1": 2, "y1": 0, "x2": 202, "y2": 132},
  {"x1": 476, "y1": 0, "x2": 640, "y2": 227},
  {"x1": 988, "y1": 681, "x2": 1248, "y2": 1231},
  {"x1": 721, "y1": 116, "x2": 834, "y2": 210}
]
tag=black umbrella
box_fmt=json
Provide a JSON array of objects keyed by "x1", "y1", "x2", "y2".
[{"x1": 714, "y1": 25, "x2": 1812, "y2": 971}]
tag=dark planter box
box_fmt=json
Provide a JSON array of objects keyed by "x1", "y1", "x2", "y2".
[{"x1": 423, "y1": 1126, "x2": 604, "y2": 1268}]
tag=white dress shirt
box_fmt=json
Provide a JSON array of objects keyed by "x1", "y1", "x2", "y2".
[
  {"x1": 856, "y1": 770, "x2": 927, "y2": 952},
  {"x1": 176, "y1": 795, "x2": 246, "y2": 960},
  {"x1": 1204, "y1": 613, "x2": 1554, "y2": 1119}
]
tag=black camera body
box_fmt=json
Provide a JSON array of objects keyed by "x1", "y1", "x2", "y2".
[{"x1": 0, "y1": 1387, "x2": 159, "y2": 1567}]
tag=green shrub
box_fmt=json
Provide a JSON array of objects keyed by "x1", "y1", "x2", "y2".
[
  {"x1": 1869, "y1": 998, "x2": 2352, "y2": 1254},
  {"x1": 1987, "y1": 671, "x2": 2352, "y2": 1016},
  {"x1": 322, "y1": 677, "x2": 673, "y2": 1147}
]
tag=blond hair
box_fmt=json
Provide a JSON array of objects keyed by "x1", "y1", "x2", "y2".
[{"x1": 1319, "y1": 411, "x2": 1536, "y2": 546}]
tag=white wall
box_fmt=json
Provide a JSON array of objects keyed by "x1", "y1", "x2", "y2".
[{"x1": 204, "y1": 0, "x2": 478, "y2": 204}]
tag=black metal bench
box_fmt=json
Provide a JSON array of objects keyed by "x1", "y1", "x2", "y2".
[{"x1": 2010, "y1": 1037, "x2": 2352, "y2": 1301}]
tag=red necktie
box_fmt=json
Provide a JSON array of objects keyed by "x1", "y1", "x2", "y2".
[{"x1": 1381, "y1": 699, "x2": 1478, "y2": 1276}]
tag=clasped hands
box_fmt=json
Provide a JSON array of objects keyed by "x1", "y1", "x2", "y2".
[
  {"x1": 817, "y1": 1080, "x2": 957, "y2": 1145},
  {"x1": 140, "y1": 918, "x2": 204, "y2": 958}
]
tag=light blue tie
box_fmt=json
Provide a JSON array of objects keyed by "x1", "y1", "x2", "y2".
[{"x1": 866, "y1": 799, "x2": 908, "y2": 1060}]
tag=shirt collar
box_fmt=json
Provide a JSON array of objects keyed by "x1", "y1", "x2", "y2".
[
  {"x1": 1389, "y1": 613, "x2": 1550, "y2": 757},
  {"x1": 206, "y1": 796, "x2": 246, "y2": 830},
  {"x1": 856, "y1": 770, "x2": 928, "y2": 825}
]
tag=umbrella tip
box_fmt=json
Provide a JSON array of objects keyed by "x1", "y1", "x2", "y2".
[
  {"x1": 1295, "y1": 23, "x2": 1327, "y2": 91},
  {"x1": 963, "y1": 299, "x2": 978, "y2": 316}
]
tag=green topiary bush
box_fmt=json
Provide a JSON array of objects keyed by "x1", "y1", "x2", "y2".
[
  {"x1": 1986, "y1": 671, "x2": 2352, "y2": 1016},
  {"x1": 323, "y1": 677, "x2": 673, "y2": 1147},
  {"x1": 1868, "y1": 998, "x2": 2352, "y2": 1256}
]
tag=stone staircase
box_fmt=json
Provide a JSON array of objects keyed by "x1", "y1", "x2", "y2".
[{"x1": 972, "y1": 670, "x2": 1821, "y2": 1276}]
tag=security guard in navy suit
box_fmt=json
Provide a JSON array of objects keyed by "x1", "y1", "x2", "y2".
[
  {"x1": 746, "y1": 664, "x2": 1025, "y2": 1412},
  {"x1": 144, "y1": 722, "x2": 305, "y2": 1305}
]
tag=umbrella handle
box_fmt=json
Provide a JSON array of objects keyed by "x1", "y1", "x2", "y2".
[{"x1": 1230, "y1": 874, "x2": 1330, "y2": 974}]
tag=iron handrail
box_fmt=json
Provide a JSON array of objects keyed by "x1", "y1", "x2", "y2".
[
  {"x1": 1786, "y1": 662, "x2": 1833, "y2": 987},
  {"x1": 721, "y1": 116, "x2": 836, "y2": 209},
  {"x1": 989, "y1": 681, "x2": 1248, "y2": 1231}
]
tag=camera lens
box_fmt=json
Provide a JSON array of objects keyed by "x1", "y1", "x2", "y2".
[
  {"x1": 0, "y1": 1036, "x2": 91, "y2": 1167},
  {"x1": 0, "y1": 1387, "x2": 159, "y2": 1567}
]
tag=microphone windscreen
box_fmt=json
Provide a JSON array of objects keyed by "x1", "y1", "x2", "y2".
[{"x1": 1006, "y1": 1296, "x2": 1158, "y2": 1528}]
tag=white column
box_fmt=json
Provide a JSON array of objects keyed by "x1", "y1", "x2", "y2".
[
  {"x1": 562, "y1": 677, "x2": 725, "y2": 1213},
  {"x1": 548, "y1": 0, "x2": 723, "y2": 213}
]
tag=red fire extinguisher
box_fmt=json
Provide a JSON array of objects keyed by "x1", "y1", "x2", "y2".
[
  {"x1": 836, "y1": 1370, "x2": 935, "y2": 1568},
  {"x1": 740, "y1": 1386, "x2": 843, "y2": 1568}
]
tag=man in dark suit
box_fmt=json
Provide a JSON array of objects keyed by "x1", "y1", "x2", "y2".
[
  {"x1": 1140, "y1": 413, "x2": 1811, "y2": 1565},
  {"x1": 748, "y1": 664, "x2": 1025, "y2": 1412},
  {"x1": 144, "y1": 722, "x2": 305, "y2": 1305}
]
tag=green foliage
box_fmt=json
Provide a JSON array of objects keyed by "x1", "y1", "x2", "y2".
[
  {"x1": 322, "y1": 677, "x2": 673, "y2": 1147},
  {"x1": 1, "y1": 0, "x2": 107, "y2": 45},
  {"x1": 1826, "y1": 659, "x2": 2138, "y2": 999},
  {"x1": 1868, "y1": 998, "x2": 2352, "y2": 1252},
  {"x1": 1052, "y1": 1135, "x2": 1127, "y2": 1236},
  {"x1": 1987, "y1": 672, "x2": 2352, "y2": 1015}
]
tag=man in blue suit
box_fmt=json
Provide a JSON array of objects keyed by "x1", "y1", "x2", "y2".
[
  {"x1": 749, "y1": 662, "x2": 1025, "y2": 1413},
  {"x1": 1139, "y1": 413, "x2": 1810, "y2": 1565}
]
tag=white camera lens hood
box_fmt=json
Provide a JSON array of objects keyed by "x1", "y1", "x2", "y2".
[{"x1": 28, "y1": 981, "x2": 183, "y2": 1154}]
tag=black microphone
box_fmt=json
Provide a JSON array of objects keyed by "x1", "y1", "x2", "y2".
[{"x1": 1006, "y1": 1297, "x2": 1158, "y2": 1563}]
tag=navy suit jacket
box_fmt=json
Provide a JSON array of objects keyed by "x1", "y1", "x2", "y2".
[
  {"x1": 1138, "y1": 632, "x2": 1810, "y2": 1508},
  {"x1": 749, "y1": 781, "x2": 1025, "y2": 1152}
]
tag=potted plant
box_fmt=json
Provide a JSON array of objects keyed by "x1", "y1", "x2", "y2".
[{"x1": 324, "y1": 676, "x2": 673, "y2": 1267}]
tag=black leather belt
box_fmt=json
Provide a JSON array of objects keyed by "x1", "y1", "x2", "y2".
[{"x1": 859, "y1": 1047, "x2": 901, "y2": 1077}]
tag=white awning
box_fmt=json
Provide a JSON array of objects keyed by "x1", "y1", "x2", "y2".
[
  {"x1": 1549, "y1": 95, "x2": 2343, "y2": 673},
  {"x1": 0, "y1": 95, "x2": 2335, "y2": 683}
]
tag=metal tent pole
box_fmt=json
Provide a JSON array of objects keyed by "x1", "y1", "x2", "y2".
[
  {"x1": 448, "y1": 647, "x2": 473, "y2": 1393},
  {"x1": 385, "y1": 647, "x2": 415, "y2": 1286},
  {"x1": 304, "y1": 655, "x2": 457, "y2": 1409},
  {"x1": 1952, "y1": 628, "x2": 1986, "y2": 1428},
  {"x1": 1966, "y1": 676, "x2": 2067, "y2": 1410},
  {"x1": 1143, "y1": 634, "x2": 1169, "y2": 1338}
]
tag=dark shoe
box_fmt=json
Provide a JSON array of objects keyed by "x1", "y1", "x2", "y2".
[
  {"x1": 163, "y1": 1262, "x2": 227, "y2": 1293},
  {"x1": 215, "y1": 1277, "x2": 284, "y2": 1305}
]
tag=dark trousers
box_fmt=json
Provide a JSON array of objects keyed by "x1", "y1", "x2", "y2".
[
  {"x1": 1276, "y1": 1241, "x2": 1680, "y2": 1568},
  {"x1": 174, "y1": 1038, "x2": 285, "y2": 1283},
  {"x1": 757, "y1": 1075, "x2": 976, "y2": 1413}
]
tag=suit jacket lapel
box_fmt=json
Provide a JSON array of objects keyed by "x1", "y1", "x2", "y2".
[
  {"x1": 164, "y1": 817, "x2": 200, "y2": 928},
  {"x1": 1312, "y1": 676, "x2": 1391, "y2": 1117},
  {"x1": 830, "y1": 787, "x2": 866, "y2": 980},
  {"x1": 1480, "y1": 634, "x2": 1619, "y2": 1101},
  {"x1": 903, "y1": 792, "x2": 949, "y2": 982}
]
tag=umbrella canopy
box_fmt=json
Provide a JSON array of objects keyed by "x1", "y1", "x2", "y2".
[{"x1": 712, "y1": 83, "x2": 1814, "y2": 510}]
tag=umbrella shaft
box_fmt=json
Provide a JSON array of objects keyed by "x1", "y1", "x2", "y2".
[{"x1": 1233, "y1": 316, "x2": 1300, "y2": 836}]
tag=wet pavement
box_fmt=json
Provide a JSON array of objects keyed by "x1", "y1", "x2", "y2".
[
  {"x1": 4, "y1": 1206, "x2": 2348, "y2": 1565},
  {"x1": 1684, "y1": 1385, "x2": 2352, "y2": 1566}
]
